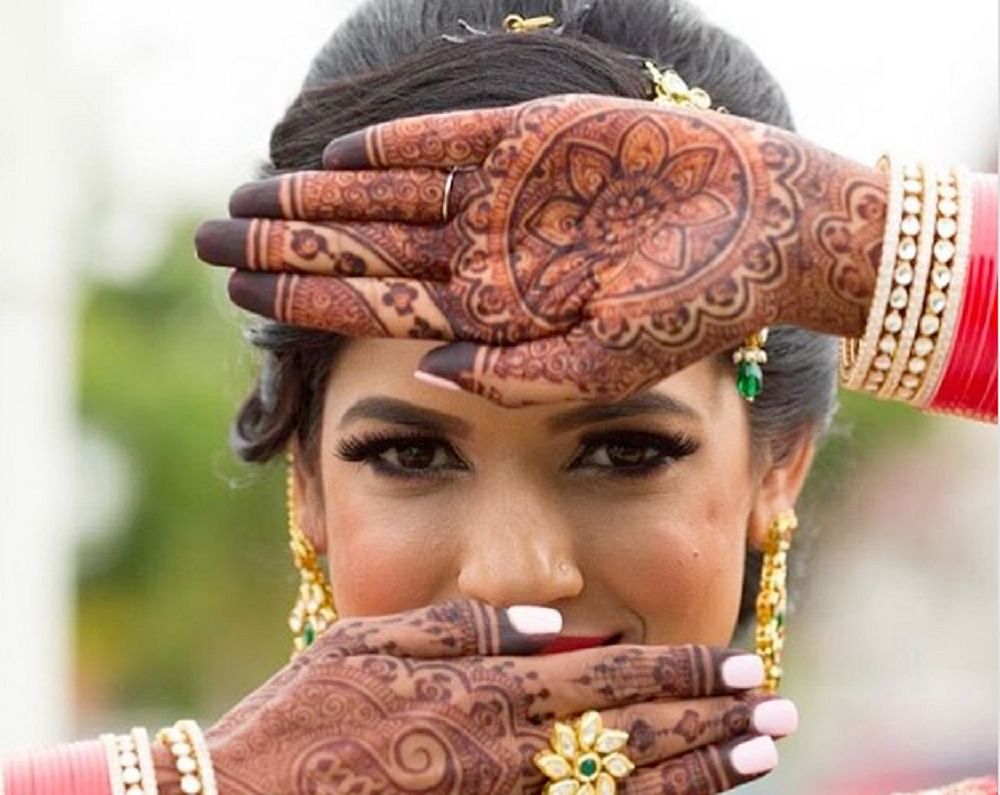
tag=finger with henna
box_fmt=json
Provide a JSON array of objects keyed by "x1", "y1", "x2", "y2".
[{"x1": 196, "y1": 218, "x2": 455, "y2": 280}]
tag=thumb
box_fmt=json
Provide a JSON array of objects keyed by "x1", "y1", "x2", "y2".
[{"x1": 312, "y1": 599, "x2": 563, "y2": 659}]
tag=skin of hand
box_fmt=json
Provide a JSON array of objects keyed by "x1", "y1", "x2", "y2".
[
  {"x1": 196, "y1": 92, "x2": 888, "y2": 406},
  {"x1": 150, "y1": 600, "x2": 784, "y2": 794}
]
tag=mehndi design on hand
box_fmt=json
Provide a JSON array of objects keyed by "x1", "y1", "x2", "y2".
[
  {"x1": 198, "y1": 93, "x2": 886, "y2": 405},
  {"x1": 154, "y1": 600, "x2": 781, "y2": 794}
]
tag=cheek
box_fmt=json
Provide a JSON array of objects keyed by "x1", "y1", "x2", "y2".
[
  {"x1": 321, "y1": 486, "x2": 454, "y2": 617},
  {"x1": 581, "y1": 477, "x2": 749, "y2": 646}
]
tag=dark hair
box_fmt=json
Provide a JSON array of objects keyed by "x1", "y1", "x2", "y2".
[{"x1": 230, "y1": 0, "x2": 838, "y2": 634}]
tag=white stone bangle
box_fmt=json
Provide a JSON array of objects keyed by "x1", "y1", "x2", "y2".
[{"x1": 157, "y1": 721, "x2": 216, "y2": 795}]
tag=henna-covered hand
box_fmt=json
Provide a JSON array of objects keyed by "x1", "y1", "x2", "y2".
[
  {"x1": 197, "y1": 93, "x2": 886, "y2": 405},
  {"x1": 151, "y1": 600, "x2": 786, "y2": 794}
]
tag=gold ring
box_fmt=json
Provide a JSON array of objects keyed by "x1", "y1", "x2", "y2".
[
  {"x1": 533, "y1": 710, "x2": 635, "y2": 794},
  {"x1": 441, "y1": 167, "x2": 457, "y2": 223}
]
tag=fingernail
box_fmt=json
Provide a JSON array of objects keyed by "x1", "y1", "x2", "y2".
[
  {"x1": 506, "y1": 605, "x2": 563, "y2": 635},
  {"x1": 721, "y1": 654, "x2": 765, "y2": 688},
  {"x1": 417, "y1": 341, "x2": 477, "y2": 380},
  {"x1": 195, "y1": 219, "x2": 250, "y2": 267},
  {"x1": 227, "y1": 272, "x2": 279, "y2": 318},
  {"x1": 752, "y1": 699, "x2": 799, "y2": 736},
  {"x1": 730, "y1": 735, "x2": 778, "y2": 775},
  {"x1": 322, "y1": 129, "x2": 369, "y2": 169},
  {"x1": 229, "y1": 180, "x2": 282, "y2": 217},
  {"x1": 413, "y1": 370, "x2": 462, "y2": 391}
]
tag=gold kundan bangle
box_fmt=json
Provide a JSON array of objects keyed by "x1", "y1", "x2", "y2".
[
  {"x1": 131, "y1": 727, "x2": 160, "y2": 795},
  {"x1": 100, "y1": 730, "x2": 159, "y2": 795},
  {"x1": 878, "y1": 162, "x2": 937, "y2": 397},
  {"x1": 156, "y1": 721, "x2": 217, "y2": 795},
  {"x1": 911, "y1": 165, "x2": 973, "y2": 406},
  {"x1": 99, "y1": 733, "x2": 128, "y2": 795}
]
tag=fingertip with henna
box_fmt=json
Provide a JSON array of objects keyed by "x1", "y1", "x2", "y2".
[
  {"x1": 416, "y1": 341, "x2": 478, "y2": 386},
  {"x1": 322, "y1": 129, "x2": 370, "y2": 170},
  {"x1": 195, "y1": 219, "x2": 250, "y2": 267},
  {"x1": 228, "y1": 180, "x2": 281, "y2": 218},
  {"x1": 228, "y1": 272, "x2": 280, "y2": 319}
]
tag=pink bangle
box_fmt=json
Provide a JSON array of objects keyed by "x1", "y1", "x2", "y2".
[{"x1": 1, "y1": 741, "x2": 110, "y2": 795}]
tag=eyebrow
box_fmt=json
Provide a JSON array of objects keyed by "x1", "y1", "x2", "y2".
[
  {"x1": 337, "y1": 391, "x2": 701, "y2": 437},
  {"x1": 338, "y1": 396, "x2": 474, "y2": 437},
  {"x1": 545, "y1": 391, "x2": 702, "y2": 433}
]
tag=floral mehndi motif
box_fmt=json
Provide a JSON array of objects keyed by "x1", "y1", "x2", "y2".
[{"x1": 522, "y1": 117, "x2": 735, "y2": 324}]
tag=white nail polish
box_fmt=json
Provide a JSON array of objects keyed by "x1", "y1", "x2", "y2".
[
  {"x1": 720, "y1": 654, "x2": 765, "y2": 688},
  {"x1": 753, "y1": 699, "x2": 799, "y2": 736},
  {"x1": 506, "y1": 605, "x2": 563, "y2": 635},
  {"x1": 730, "y1": 735, "x2": 778, "y2": 775},
  {"x1": 413, "y1": 370, "x2": 461, "y2": 391}
]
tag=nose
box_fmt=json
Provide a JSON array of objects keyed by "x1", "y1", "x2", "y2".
[{"x1": 456, "y1": 480, "x2": 584, "y2": 607}]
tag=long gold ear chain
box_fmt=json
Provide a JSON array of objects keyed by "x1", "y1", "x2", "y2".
[
  {"x1": 286, "y1": 451, "x2": 338, "y2": 658},
  {"x1": 755, "y1": 510, "x2": 798, "y2": 693}
]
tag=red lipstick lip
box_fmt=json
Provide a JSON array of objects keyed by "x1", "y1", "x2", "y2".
[{"x1": 537, "y1": 634, "x2": 619, "y2": 654}]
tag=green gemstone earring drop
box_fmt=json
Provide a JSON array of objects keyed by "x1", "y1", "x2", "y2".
[{"x1": 733, "y1": 327, "x2": 769, "y2": 402}]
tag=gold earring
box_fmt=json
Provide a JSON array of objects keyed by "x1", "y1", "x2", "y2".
[
  {"x1": 754, "y1": 509, "x2": 797, "y2": 693},
  {"x1": 286, "y1": 451, "x2": 338, "y2": 658}
]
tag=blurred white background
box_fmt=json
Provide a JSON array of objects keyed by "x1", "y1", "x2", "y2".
[{"x1": 0, "y1": 0, "x2": 996, "y2": 792}]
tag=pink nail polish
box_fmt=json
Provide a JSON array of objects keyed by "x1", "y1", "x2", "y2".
[
  {"x1": 752, "y1": 699, "x2": 799, "y2": 736},
  {"x1": 413, "y1": 370, "x2": 461, "y2": 391},
  {"x1": 730, "y1": 735, "x2": 778, "y2": 775},
  {"x1": 720, "y1": 654, "x2": 765, "y2": 688},
  {"x1": 506, "y1": 605, "x2": 563, "y2": 635}
]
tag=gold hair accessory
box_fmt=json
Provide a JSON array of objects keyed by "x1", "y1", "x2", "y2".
[
  {"x1": 503, "y1": 13, "x2": 557, "y2": 32},
  {"x1": 755, "y1": 509, "x2": 798, "y2": 693},
  {"x1": 533, "y1": 710, "x2": 635, "y2": 794},
  {"x1": 644, "y1": 60, "x2": 713, "y2": 110},
  {"x1": 287, "y1": 451, "x2": 338, "y2": 657}
]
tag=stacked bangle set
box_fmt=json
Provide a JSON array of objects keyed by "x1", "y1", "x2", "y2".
[
  {"x1": 840, "y1": 155, "x2": 994, "y2": 420},
  {"x1": 2, "y1": 721, "x2": 215, "y2": 795}
]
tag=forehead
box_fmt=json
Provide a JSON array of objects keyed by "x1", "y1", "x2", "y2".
[{"x1": 320, "y1": 338, "x2": 738, "y2": 432}]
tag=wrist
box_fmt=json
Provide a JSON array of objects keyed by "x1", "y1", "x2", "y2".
[{"x1": 789, "y1": 152, "x2": 887, "y2": 338}]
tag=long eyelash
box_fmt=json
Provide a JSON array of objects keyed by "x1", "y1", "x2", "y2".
[
  {"x1": 334, "y1": 430, "x2": 463, "y2": 480},
  {"x1": 334, "y1": 430, "x2": 440, "y2": 462},
  {"x1": 571, "y1": 429, "x2": 700, "y2": 479}
]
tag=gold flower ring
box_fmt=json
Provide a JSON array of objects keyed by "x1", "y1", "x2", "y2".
[{"x1": 533, "y1": 710, "x2": 636, "y2": 795}]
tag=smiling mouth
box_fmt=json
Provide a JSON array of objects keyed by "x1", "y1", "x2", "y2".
[{"x1": 537, "y1": 633, "x2": 622, "y2": 654}]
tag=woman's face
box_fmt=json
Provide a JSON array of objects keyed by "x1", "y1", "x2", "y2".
[{"x1": 296, "y1": 338, "x2": 811, "y2": 647}]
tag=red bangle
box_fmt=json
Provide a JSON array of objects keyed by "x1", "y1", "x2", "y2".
[
  {"x1": 929, "y1": 172, "x2": 998, "y2": 421},
  {"x1": 1, "y1": 741, "x2": 110, "y2": 795}
]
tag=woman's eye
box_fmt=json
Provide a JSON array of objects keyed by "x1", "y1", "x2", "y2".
[
  {"x1": 584, "y1": 441, "x2": 664, "y2": 468},
  {"x1": 379, "y1": 441, "x2": 452, "y2": 471},
  {"x1": 335, "y1": 433, "x2": 466, "y2": 479},
  {"x1": 571, "y1": 431, "x2": 698, "y2": 477}
]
